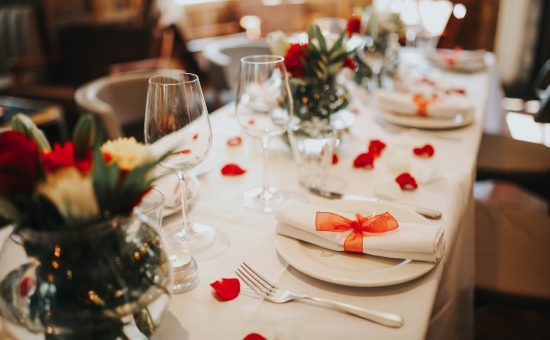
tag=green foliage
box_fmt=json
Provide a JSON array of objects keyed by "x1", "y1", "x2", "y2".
[
  {"x1": 11, "y1": 114, "x2": 51, "y2": 152},
  {"x1": 72, "y1": 115, "x2": 97, "y2": 159}
]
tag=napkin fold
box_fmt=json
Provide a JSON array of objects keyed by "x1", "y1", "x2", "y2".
[
  {"x1": 276, "y1": 201, "x2": 445, "y2": 262},
  {"x1": 376, "y1": 90, "x2": 472, "y2": 119}
]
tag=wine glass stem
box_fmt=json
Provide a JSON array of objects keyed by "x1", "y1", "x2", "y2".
[
  {"x1": 176, "y1": 170, "x2": 192, "y2": 233},
  {"x1": 261, "y1": 136, "x2": 270, "y2": 197}
]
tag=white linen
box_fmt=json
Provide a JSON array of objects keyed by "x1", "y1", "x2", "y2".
[
  {"x1": 276, "y1": 201, "x2": 445, "y2": 262},
  {"x1": 376, "y1": 90, "x2": 473, "y2": 119}
]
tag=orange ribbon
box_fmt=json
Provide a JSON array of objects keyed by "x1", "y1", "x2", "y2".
[
  {"x1": 412, "y1": 94, "x2": 431, "y2": 116},
  {"x1": 315, "y1": 212, "x2": 399, "y2": 253}
]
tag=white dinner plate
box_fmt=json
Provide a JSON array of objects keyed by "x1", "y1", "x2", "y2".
[
  {"x1": 275, "y1": 200, "x2": 440, "y2": 287},
  {"x1": 377, "y1": 109, "x2": 474, "y2": 130}
]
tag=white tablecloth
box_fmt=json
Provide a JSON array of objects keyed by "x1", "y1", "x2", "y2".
[{"x1": 151, "y1": 52, "x2": 499, "y2": 339}]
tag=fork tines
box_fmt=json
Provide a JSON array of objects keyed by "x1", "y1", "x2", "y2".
[{"x1": 235, "y1": 262, "x2": 275, "y2": 297}]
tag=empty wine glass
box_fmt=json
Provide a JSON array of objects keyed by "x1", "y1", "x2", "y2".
[
  {"x1": 235, "y1": 55, "x2": 292, "y2": 212},
  {"x1": 357, "y1": 36, "x2": 387, "y2": 91},
  {"x1": 144, "y1": 71, "x2": 215, "y2": 255}
]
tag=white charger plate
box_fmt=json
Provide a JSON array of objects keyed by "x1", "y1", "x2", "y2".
[
  {"x1": 275, "y1": 200, "x2": 440, "y2": 287},
  {"x1": 377, "y1": 109, "x2": 474, "y2": 130}
]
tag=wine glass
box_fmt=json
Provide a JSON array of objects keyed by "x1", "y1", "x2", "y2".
[
  {"x1": 144, "y1": 71, "x2": 215, "y2": 255},
  {"x1": 235, "y1": 55, "x2": 292, "y2": 212},
  {"x1": 357, "y1": 36, "x2": 386, "y2": 91}
]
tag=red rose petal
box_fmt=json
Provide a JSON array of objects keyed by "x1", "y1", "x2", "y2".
[
  {"x1": 395, "y1": 172, "x2": 418, "y2": 191},
  {"x1": 227, "y1": 136, "x2": 243, "y2": 147},
  {"x1": 19, "y1": 277, "x2": 35, "y2": 297},
  {"x1": 353, "y1": 152, "x2": 375, "y2": 169},
  {"x1": 192, "y1": 133, "x2": 199, "y2": 141},
  {"x1": 248, "y1": 119, "x2": 256, "y2": 125},
  {"x1": 210, "y1": 278, "x2": 240, "y2": 301},
  {"x1": 243, "y1": 333, "x2": 266, "y2": 340},
  {"x1": 175, "y1": 149, "x2": 191, "y2": 155},
  {"x1": 368, "y1": 139, "x2": 386, "y2": 158},
  {"x1": 413, "y1": 144, "x2": 435, "y2": 158},
  {"x1": 221, "y1": 163, "x2": 246, "y2": 176},
  {"x1": 332, "y1": 153, "x2": 339, "y2": 165}
]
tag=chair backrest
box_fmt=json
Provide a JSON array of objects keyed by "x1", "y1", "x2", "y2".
[
  {"x1": 75, "y1": 70, "x2": 171, "y2": 139},
  {"x1": 0, "y1": 4, "x2": 43, "y2": 75},
  {"x1": 203, "y1": 39, "x2": 270, "y2": 91}
]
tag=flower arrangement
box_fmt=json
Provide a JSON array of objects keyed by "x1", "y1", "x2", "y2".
[
  {"x1": 0, "y1": 114, "x2": 165, "y2": 231},
  {"x1": 0, "y1": 115, "x2": 171, "y2": 338},
  {"x1": 267, "y1": 24, "x2": 356, "y2": 121}
]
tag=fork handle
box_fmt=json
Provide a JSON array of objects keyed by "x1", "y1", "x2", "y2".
[{"x1": 297, "y1": 295, "x2": 404, "y2": 328}]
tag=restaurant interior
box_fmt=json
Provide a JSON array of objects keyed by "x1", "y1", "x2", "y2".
[{"x1": 0, "y1": 0, "x2": 549, "y2": 339}]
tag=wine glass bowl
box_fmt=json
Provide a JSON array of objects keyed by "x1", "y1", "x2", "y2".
[
  {"x1": 235, "y1": 55, "x2": 292, "y2": 212},
  {"x1": 144, "y1": 71, "x2": 215, "y2": 258}
]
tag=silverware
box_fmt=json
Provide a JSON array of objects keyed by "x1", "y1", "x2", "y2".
[
  {"x1": 308, "y1": 187, "x2": 442, "y2": 220},
  {"x1": 235, "y1": 262, "x2": 404, "y2": 328}
]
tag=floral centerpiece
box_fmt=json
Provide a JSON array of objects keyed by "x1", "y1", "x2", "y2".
[
  {"x1": 0, "y1": 114, "x2": 171, "y2": 339},
  {"x1": 347, "y1": 7, "x2": 404, "y2": 89},
  {"x1": 268, "y1": 24, "x2": 356, "y2": 122}
]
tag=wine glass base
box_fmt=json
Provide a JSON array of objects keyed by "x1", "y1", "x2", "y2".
[
  {"x1": 243, "y1": 186, "x2": 285, "y2": 213},
  {"x1": 174, "y1": 222, "x2": 216, "y2": 253}
]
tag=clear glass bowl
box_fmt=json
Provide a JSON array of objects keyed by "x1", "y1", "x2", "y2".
[{"x1": 0, "y1": 216, "x2": 171, "y2": 339}]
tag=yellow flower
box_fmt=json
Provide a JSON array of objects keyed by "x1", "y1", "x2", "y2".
[
  {"x1": 36, "y1": 167, "x2": 99, "y2": 221},
  {"x1": 101, "y1": 137, "x2": 155, "y2": 171}
]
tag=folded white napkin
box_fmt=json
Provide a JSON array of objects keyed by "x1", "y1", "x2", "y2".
[
  {"x1": 376, "y1": 90, "x2": 472, "y2": 119},
  {"x1": 426, "y1": 49, "x2": 486, "y2": 71},
  {"x1": 276, "y1": 201, "x2": 445, "y2": 262}
]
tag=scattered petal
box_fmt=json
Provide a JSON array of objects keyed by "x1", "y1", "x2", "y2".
[
  {"x1": 192, "y1": 133, "x2": 199, "y2": 141},
  {"x1": 227, "y1": 136, "x2": 243, "y2": 147},
  {"x1": 353, "y1": 152, "x2": 375, "y2": 169},
  {"x1": 221, "y1": 163, "x2": 246, "y2": 176},
  {"x1": 368, "y1": 139, "x2": 386, "y2": 158},
  {"x1": 243, "y1": 333, "x2": 266, "y2": 340},
  {"x1": 413, "y1": 144, "x2": 435, "y2": 158},
  {"x1": 248, "y1": 119, "x2": 256, "y2": 125},
  {"x1": 19, "y1": 277, "x2": 35, "y2": 297},
  {"x1": 332, "y1": 153, "x2": 339, "y2": 165},
  {"x1": 210, "y1": 278, "x2": 240, "y2": 301},
  {"x1": 395, "y1": 172, "x2": 418, "y2": 191},
  {"x1": 174, "y1": 149, "x2": 192, "y2": 155}
]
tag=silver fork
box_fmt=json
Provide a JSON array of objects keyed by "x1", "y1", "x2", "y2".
[{"x1": 235, "y1": 262, "x2": 404, "y2": 328}]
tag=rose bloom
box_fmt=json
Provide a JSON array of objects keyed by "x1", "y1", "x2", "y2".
[
  {"x1": 101, "y1": 137, "x2": 155, "y2": 171},
  {"x1": 347, "y1": 16, "x2": 361, "y2": 36},
  {"x1": 36, "y1": 167, "x2": 99, "y2": 220},
  {"x1": 0, "y1": 131, "x2": 40, "y2": 196},
  {"x1": 41, "y1": 142, "x2": 92, "y2": 173},
  {"x1": 343, "y1": 57, "x2": 357, "y2": 71},
  {"x1": 284, "y1": 43, "x2": 309, "y2": 78}
]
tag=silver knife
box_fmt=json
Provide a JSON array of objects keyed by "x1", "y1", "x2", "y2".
[{"x1": 308, "y1": 187, "x2": 442, "y2": 220}]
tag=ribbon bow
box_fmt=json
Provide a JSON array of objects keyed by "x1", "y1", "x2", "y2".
[{"x1": 315, "y1": 212, "x2": 399, "y2": 253}]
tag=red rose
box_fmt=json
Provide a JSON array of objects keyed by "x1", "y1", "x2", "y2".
[
  {"x1": 284, "y1": 43, "x2": 309, "y2": 78},
  {"x1": 0, "y1": 131, "x2": 40, "y2": 196},
  {"x1": 343, "y1": 57, "x2": 357, "y2": 71},
  {"x1": 346, "y1": 16, "x2": 361, "y2": 36},
  {"x1": 41, "y1": 141, "x2": 92, "y2": 173}
]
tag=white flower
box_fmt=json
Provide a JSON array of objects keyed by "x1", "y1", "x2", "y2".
[
  {"x1": 267, "y1": 31, "x2": 289, "y2": 57},
  {"x1": 101, "y1": 137, "x2": 155, "y2": 171},
  {"x1": 36, "y1": 167, "x2": 99, "y2": 221}
]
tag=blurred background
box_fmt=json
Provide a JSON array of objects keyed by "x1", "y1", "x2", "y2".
[{"x1": 0, "y1": 0, "x2": 548, "y2": 141}]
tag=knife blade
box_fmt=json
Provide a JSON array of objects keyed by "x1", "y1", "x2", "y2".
[{"x1": 308, "y1": 187, "x2": 442, "y2": 220}]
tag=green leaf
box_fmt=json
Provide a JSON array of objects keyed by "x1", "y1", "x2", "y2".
[
  {"x1": 0, "y1": 197, "x2": 19, "y2": 224},
  {"x1": 73, "y1": 115, "x2": 97, "y2": 159},
  {"x1": 11, "y1": 114, "x2": 51, "y2": 152},
  {"x1": 314, "y1": 25, "x2": 327, "y2": 52},
  {"x1": 328, "y1": 33, "x2": 345, "y2": 57},
  {"x1": 92, "y1": 145, "x2": 120, "y2": 214}
]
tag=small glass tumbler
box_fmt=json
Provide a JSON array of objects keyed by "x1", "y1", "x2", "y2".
[
  {"x1": 288, "y1": 118, "x2": 336, "y2": 190},
  {"x1": 136, "y1": 188, "x2": 165, "y2": 229},
  {"x1": 165, "y1": 235, "x2": 199, "y2": 293}
]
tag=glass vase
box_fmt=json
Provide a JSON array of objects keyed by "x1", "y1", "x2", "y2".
[
  {"x1": 288, "y1": 117, "x2": 336, "y2": 190},
  {"x1": 0, "y1": 216, "x2": 171, "y2": 339}
]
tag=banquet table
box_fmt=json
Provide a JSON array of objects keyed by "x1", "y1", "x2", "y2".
[{"x1": 150, "y1": 51, "x2": 500, "y2": 340}]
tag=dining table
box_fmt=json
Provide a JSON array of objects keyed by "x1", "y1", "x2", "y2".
[{"x1": 150, "y1": 49, "x2": 502, "y2": 340}]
